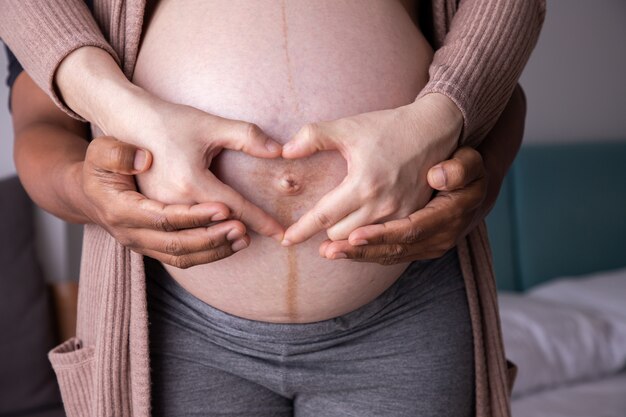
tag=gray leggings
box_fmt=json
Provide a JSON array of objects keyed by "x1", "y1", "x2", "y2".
[{"x1": 145, "y1": 249, "x2": 474, "y2": 417}]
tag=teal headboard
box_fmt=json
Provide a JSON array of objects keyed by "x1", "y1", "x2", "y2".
[{"x1": 486, "y1": 142, "x2": 626, "y2": 291}]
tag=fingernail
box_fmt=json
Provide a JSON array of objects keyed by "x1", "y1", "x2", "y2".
[
  {"x1": 281, "y1": 239, "x2": 293, "y2": 247},
  {"x1": 231, "y1": 238, "x2": 248, "y2": 252},
  {"x1": 266, "y1": 140, "x2": 281, "y2": 153},
  {"x1": 211, "y1": 213, "x2": 227, "y2": 221},
  {"x1": 331, "y1": 252, "x2": 347, "y2": 259},
  {"x1": 431, "y1": 166, "x2": 447, "y2": 188},
  {"x1": 133, "y1": 149, "x2": 147, "y2": 171},
  {"x1": 227, "y1": 228, "x2": 244, "y2": 242},
  {"x1": 352, "y1": 239, "x2": 368, "y2": 246},
  {"x1": 271, "y1": 232, "x2": 284, "y2": 242}
]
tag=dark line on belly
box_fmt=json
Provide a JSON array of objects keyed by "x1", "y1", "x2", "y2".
[
  {"x1": 286, "y1": 245, "x2": 298, "y2": 319},
  {"x1": 280, "y1": 0, "x2": 301, "y2": 114},
  {"x1": 272, "y1": 191, "x2": 299, "y2": 320}
]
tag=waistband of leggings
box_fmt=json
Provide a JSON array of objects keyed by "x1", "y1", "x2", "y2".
[{"x1": 145, "y1": 249, "x2": 458, "y2": 342}]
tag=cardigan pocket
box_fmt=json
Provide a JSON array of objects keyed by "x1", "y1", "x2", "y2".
[{"x1": 49, "y1": 337, "x2": 95, "y2": 417}]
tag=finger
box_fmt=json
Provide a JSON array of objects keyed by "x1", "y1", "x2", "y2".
[
  {"x1": 115, "y1": 193, "x2": 232, "y2": 231},
  {"x1": 196, "y1": 174, "x2": 284, "y2": 240},
  {"x1": 325, "y1": 206, "x2": 373, "y2": 242},
  {"x1": 323, "y1": 237, "x2": 448, "y2": 263},
  {"x1": 212, "y1": 119, "x2": 282, "y2": 158},
  {"x1": 427, "y1": 147, "x2": 484, "y2": 191},
  {"x1": 319, "y1": 239, "x2": 332, "y2": 257},
  {"x1": 141, "y1": 244, "x2": 236, "y2": 269},
  {"x1": 86, "y1": 136, "x2": 153, "y2": 174},
  {"x1": 282, "y1": 179, "x2": 359, "y2": 246},
  {"x1": 322, "y1": 239, "x2": 410, "y2": 262},
  {"x1": 124, "y1": 220, "x2": 246, "y2": 256},
  {"x1": 282, "y1": 122, "x2": 339, "y2": 159},
  {"x1": 347, "y1": 206, "x2": 445, "y2": 246}
]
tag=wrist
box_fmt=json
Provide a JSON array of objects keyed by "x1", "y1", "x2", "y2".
[
  {"x1": 410, "y1": 93, "x2": 463, "y2": 147},
  {"x1": 63, "y1": 161, "x2": 93, "y2": 224},
  {"x1": 55, "y1": 46, "x2": 156, "y2": 145}
]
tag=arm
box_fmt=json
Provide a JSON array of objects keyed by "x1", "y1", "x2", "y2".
[
  {"x1": 0, "y1": 0, "x2": 119, "y2": 119},
  {"x1": 11, "y1": 71, "x2": 251, "y2": 268},
  {"x1": 0, "y1": 2, "x2": 285, "y2": 240},
  {"x1": 319, "y1": 85, "x2": 526, "y2": 263},
  {"x1": 279, "y1": 0, "x2": 544, "y2": 246},
  {"x1": 419, "y1": 0, "x2": 546, "y2": 147}
]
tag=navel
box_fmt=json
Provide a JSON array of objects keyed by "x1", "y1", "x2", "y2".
[{"x1": 277, "y1": 174, "x2": 304, "y2": 195}]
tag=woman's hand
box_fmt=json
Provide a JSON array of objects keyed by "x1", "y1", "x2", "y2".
[
  {"x1": 317, "y1": 147, "x2": 488, "y2": 264},
  {"x1": 79, "y1": 136, "x2": 251, "y2": 269},
  {"x1": 113, "y1": 95, "x2": 285, "y2": 241},
  {"x1": 281, "y1": 93, "x2": 463, "y2": 245},
  {"x1": 55, "y1": 46, "x2": 284, "y2": 242}
]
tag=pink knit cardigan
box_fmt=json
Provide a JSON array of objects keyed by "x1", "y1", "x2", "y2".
[{"x1": 0, "y1": 1, "x2": 545, "y2": 416}]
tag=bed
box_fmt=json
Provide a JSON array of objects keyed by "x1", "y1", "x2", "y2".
[{"x1": 485, "y1": 141, "x2": 626, "y2": 417}]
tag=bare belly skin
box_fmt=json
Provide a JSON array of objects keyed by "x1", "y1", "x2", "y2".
[{"x1": 132, "y1": 0, "x2": 433, "y2": 323}]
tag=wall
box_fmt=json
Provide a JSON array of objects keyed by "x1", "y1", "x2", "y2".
[
  {"x1": 520, "y1": 0, "x2": 626, "y2": 143},
  {"x1": 1, "y1": 0, "x2": 625, "y2": 280}
]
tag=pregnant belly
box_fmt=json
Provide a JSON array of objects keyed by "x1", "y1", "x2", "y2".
[{"x1": 132, "y1": 0, "x2": 433, "y2": 323}]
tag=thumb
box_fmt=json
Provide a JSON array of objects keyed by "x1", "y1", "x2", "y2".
[
  {"x1": 212, "y1": 119, "x2": 282, "y2": 158},
  {"x1": 427, "y1": 147, "x2": 484, "y2": 191},
  {"x1": 86, "y1": 136, "x2": 153, "y2": 174},
  {"x1": 282, "y1": 122, "x2": 338, "y2": 159}
]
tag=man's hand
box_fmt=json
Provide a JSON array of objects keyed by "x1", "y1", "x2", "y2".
[
  {"x1": 80, "y1": 136, "x2": 252, "y2": 269},
  {"x1": 317, "y1": 147, "x2": 487, "y2": 264}
]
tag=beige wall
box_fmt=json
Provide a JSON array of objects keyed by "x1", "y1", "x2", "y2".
[{"x1": 1, "y1": 0, "x2": 625, "y2": 281}]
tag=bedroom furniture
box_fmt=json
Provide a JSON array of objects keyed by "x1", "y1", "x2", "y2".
[
  {"x1": 486, "y1": 141, "x2": 626, "y2": 417},
  {"x1": 487, "y1": 141, "x2": 626, "y2": 291}
]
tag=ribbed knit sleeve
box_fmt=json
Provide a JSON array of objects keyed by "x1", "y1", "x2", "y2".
[
  {"x1": 420, "y1": 0, "x2": 546, "y2": 147},
  {"x1": 0, "y1": 0, "x2": 120, "y2": 120}
]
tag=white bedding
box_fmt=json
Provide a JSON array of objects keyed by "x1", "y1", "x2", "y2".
[
  {"x1": 512, "y1": 370, "x2": 626, "y2": 417},
  {"x1": 499, "y1": 267, "x2": 626, "y2": 416}
]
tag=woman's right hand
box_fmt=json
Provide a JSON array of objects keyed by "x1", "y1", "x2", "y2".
[
  {"x1": 55, "y1": 46, "x2": 284, "y2": 243},
  {"x1": 103, "y1": 95, "x2": 285, "y2": 242},
  {"x1": 80, "y1": 136, "x2": 253, "y2": 269}
]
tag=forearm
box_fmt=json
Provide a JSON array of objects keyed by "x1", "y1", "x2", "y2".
[
  {"x1": 419, "y1": 0, "x2": 545, "y2": 147},
  {"x1": 0, "y1": 0, "x2": 119, "y2": 118},
  {"x1": 14, "y1": 124, "x2": 91, "y2": 224},
  {"x1": 476, "y1": 85, "x2": 526, "y2": 216},
  {"x1": 55, "y1": 46, "x2": 155, "y2": 146}
]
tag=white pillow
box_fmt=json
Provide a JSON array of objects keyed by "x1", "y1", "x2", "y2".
[
  {"x1": 498, "y1": 291, "x2": 626, "y2": 398},
  {"x1": 529, "y1": 267, "x2": 626, "y2": 320}
]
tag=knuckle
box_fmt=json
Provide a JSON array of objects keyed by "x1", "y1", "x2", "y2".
[
  {"x1": 116, "y1": 233, "x2": 134, "y2": 248},
  {"x1": 379, "y1": 255, "x2": 399, "y2": 266},
  {"x1": 208, "y1": 246, "x2": 233, "y2": 263},
  {"x1": 301, "y1": 123, "x2": 319, "y2": 141},
  {"x1": 205, "y1": 235, "x2": 220, "y2": 250},
  {"x1": 401, "y1": 227, "x2": 422, "y2": 244},
  {"x1": 380, "y1": 199, "x2": 401, "y2": 217},
  {"x1": 313, "y1": 211, "x2": 333, "y2": 229},
  {"x1": 102, "y1": 210, "x2": 122, "y2": 228},
  {"x1": 152, "y1": 215, "x2": 175, "y2": 232},
  {"x1": 246, "y1": 122, "x2": 262, "y2": 140},
  {"x1": 108, "y1": 144, "x2": 127, "y2": 166},
  {"x1": 171, "y1": 255, "x2": 193, "y2": 269},
  {"x1": 164, "y1": 238, "x2": 184, "y2": 255}
]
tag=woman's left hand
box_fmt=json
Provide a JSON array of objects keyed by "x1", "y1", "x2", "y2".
[
  {"x1": 318, "y1": 146, "x2": 488, "y2": 264},
  {"x1": 281, "y1": 93, "x2": 463, "y2": 245}
]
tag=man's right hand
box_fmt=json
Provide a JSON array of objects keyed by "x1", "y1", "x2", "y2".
[{"x1": 80, "y1": 136, "x2": 252, "y2": 269}]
